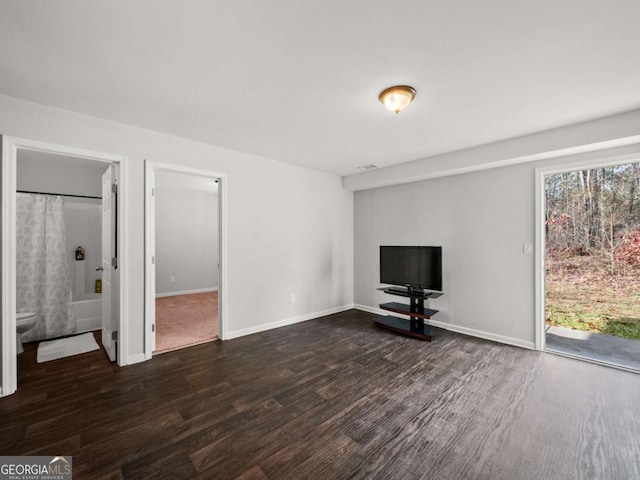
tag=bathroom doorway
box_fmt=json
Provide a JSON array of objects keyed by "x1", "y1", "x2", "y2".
[
  {"x1": 1, "y1": 136, "x2": 128, "y2": 397},
  {"x1": 144, "y1": 162, "x2": 226, "y2": 358}
]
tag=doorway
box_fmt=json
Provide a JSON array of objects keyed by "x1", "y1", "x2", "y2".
[
  {"x1": 1, "y1": 136, "x2": 128, "y2": 397},
  {"x1": 144, "y1": 162, "x2": 226, "y2": 358},
  {"x1": 536, "y1": 153, "x2": 640, "y2": 371}
]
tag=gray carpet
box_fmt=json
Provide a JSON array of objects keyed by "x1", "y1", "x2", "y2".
[{"x1": 546, "y1": 325, "x2": 640, "y2": 371}]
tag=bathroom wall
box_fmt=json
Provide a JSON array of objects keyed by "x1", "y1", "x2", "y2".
[{"x1": 17, "y1": 150, "x2": 106, "y2": 196}]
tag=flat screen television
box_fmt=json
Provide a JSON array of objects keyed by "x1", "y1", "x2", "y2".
[{"x1": 380, "y1": 246, "x2": 442, "y2": 292}]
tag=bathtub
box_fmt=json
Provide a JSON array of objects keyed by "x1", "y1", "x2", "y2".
[{"x1": 73, "y1": 299, "x2": 102, "y2": 333}]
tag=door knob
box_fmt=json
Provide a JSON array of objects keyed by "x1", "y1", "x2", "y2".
[{"x1": 96, "y1": 266, "x2": 104, "y2": 271}]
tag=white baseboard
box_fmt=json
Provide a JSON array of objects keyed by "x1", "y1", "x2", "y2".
[
  {"x1": 156, "y1": 287, "x2": 218, "y2": 298},
  {"x1": 354, "y1": 304, "x2": 535, "y2": 350},
  {"x1": 225, "y1": 304, "x2": 355, "y2": 340},
  {"x1": 354, "y1": 304, "x2": 384, "y2": 315}
]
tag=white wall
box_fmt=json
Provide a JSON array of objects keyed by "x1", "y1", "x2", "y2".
[
  {"x1": 354, "y1": 144, "x2": 640, "y2": 348},
  {"x1": 0, "y1": 93, "x2": 354, "y2": 363},
  {"x1": 155, "y1": 171, "x2": 219, "y2": 295}
]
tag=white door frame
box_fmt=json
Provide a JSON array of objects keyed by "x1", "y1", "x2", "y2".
[
  {"x1": 1, "y1": 136, "x2": 128, "y2": 397},
  {"x1": 535, "y1": 148, "x2": 640, "y2": 351},
  {"x1": 144, "y1": 161, "x2": 227, "y2": 359}
]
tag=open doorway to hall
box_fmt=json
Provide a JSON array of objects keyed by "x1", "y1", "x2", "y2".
[
  {"x1": 544, "y1": 161, "x2": 640, "y2": 371},
  {"x1": 153, "y1": 170, "x2": 220, "y2": 353}
]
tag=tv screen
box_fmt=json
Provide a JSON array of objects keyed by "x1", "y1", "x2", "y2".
[{"x1": 380, "y1": 246, "x2": 442, "y2": 291}]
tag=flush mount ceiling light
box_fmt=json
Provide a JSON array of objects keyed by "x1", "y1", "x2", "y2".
[{"x1": 379, "y1": 85, "x2": 416, "y2": 114}]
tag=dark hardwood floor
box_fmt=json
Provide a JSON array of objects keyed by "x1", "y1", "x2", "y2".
[{"x1": 2, "y1": 310, "x2": 639, "y2": 479}]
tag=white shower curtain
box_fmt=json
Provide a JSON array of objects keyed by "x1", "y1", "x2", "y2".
[{"x1": 16, "y1": 193, "x2": 76, "y2": 342}]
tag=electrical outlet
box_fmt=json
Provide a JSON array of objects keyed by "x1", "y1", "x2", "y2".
[
  {"x1": 170, "y1": 276, "x2": 176, "y2": 283},
  {"x1": 290, "y1": 293, "x2": 296, "y2": 303}
]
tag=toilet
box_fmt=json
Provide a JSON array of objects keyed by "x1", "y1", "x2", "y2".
[{"x1": 16, "y1": 312, "x2": 37, "y2": 354}]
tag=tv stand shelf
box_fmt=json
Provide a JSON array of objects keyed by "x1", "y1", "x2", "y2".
[
  {"x1": 377, "y1": 287, "x2": 443, "y2": 299},
  {"x1": 380, "y1": 302, "x2": 438, "y2": 318},
  {"x1": 374, "y1": 316, "x2": 434, "y2": 342},
  {"x1": 375, "y1": 287, "x2": 442, "y2": 341}
]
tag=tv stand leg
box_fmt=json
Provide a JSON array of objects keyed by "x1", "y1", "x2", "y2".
[
  {"x1": 410, "y1": 317, "x2": 423, "y2": 334},
  {"x1": 410, "y1": 296, "x2": 425, "y2": 334}
]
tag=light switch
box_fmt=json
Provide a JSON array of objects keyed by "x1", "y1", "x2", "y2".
[{"x1": 523, "y1": 243, "x2": 533, "y2": 255}]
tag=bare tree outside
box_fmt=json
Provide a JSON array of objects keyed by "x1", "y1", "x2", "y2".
[{"x1": 545, "y1": 162, "x2": 640, "y2": 340}]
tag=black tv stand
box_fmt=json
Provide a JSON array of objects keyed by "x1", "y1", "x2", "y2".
[
  {"x1": 380, "y1": 287, "x2": 444, "y2": 300},
  {"x1": 375, "y1": 287, "x2": 442, "y2": 341}
]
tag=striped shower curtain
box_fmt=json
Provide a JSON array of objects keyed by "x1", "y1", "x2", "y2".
[{"x1": 16, "y1": 193, "x2": 76, "y2": 342}]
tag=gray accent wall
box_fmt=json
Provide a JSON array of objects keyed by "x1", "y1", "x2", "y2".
[
  {"x1": 355, "y1": 162, "x2": 535, "y2": 345},
  {"x1": 354, "y1": 145, "x2": 640, "y2": 347}
]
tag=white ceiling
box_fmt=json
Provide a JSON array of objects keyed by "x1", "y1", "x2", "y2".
[{"x1": 1, "y1": 1, "x2": 639, "y2": 177}]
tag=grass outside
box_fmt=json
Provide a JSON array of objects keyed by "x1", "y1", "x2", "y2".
[{"x1": 545, "y1": 254, "x2": 640, "y2": 340}]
